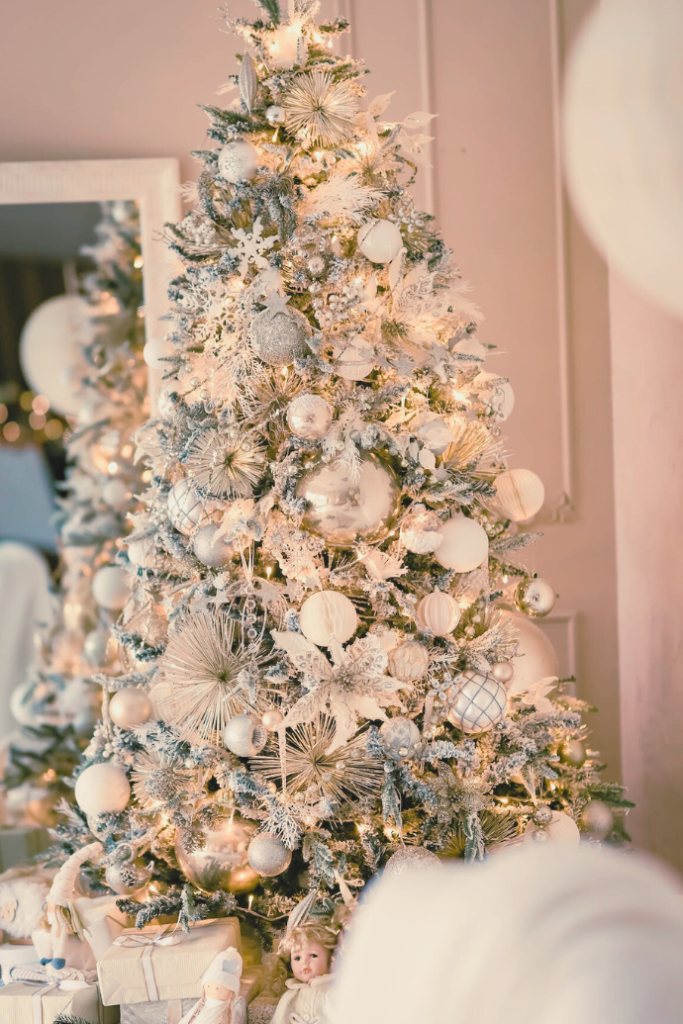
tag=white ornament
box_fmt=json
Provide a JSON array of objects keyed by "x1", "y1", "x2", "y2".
[
  {"x1": 266, "y1": 105, "x2": 285, "y2": 125},
  {"x1": 75, "y1": 762, "x2": 130, "y2": 816},
  {"x1": 83, "y1": 627, "x2": 113, "y2": 666},
  {"x1": 167, "y1": 479, "x2": 212, "y2": 536},
  {"x1": 473, "y1": 370, "x2": 515, "y2": 421},
  {"x1": 92, "y1": 565, "x2": 129, "y2": 611},
  {"x1": 19, "y1": 294, "x2": 94, "y2": 416},
  {"x1": 335, "y1": 343, "x2": 376, "y2": 380},
  {"x1": 384, "y1": 846, "x2": 440, "y2": 877},
  {"x1": 193, "y1": 523, "x2": 232, "y2": 568},
  {"x1": 503, "y1": 612, "x2": 559, "y2": 693},
  {"x1": 127, "y1": 536, "x2": 158, "y2": 569},
  {"x1": 286, "y1": 394, "x2": 333, "y2": 439},
  {"x1": 414, "y1": 415, "x2": 456, "y2": 454},
  {"x1": 524, "y1": 810, "x2": 580, "y2": 847},
  {"x1": 250, "y1": 304, "x2": 312, "y2": 366},
  {"x1": 433, "y1": 515, "x2": 489, "y2": 572},
  {"x1": 109, "y1": 687, "x2": 153, "y2": 729},
  {"x1": 217, "y1": 140, "x2": 259, "y2": 183},
  {"x1": 248, "y1": 832, "x2": 292, "y2": 876},
  {"x1": 358, "y1": 219, "x2": 403, "y2": 263},
  {"x1": 494, "y1": 469, "x2": 545, "y2": 522},
  {"x1": 223, "y1": 714, "x2": 268, "y2": 757},
  {"x1": 515, "y1": 578, "x2": 556, "y2": 617},
  {"x1": 563, "y1": 0, "x2": 683, "y2": 319},
  {"x1": 380, "y1": 717, "x2": 421, "y2": 759},
  {"x1": 101, "y1": 478, "x2": 128, "y2": 510},
  {"x1": 416, "y1": 589, "x2": 460, "y2": 636},
  {"x1": 156, "y1": 380, "x2": 179, "y2": 421},
  {"x1": 447, "y1": 670, "x2": 508, "y2": 734},
  {"x1": 143, "y1": 337, "x2": 174, "y2": 368},
  {"x1": 299, "y1": 591, "x2": 358, "y2": 647},
  {"x1": 387, "y1": 641, "x2": 430, "y2": 682},
  {"x1": 262, "y1": 709, "x2": 284, "y2": 731}
]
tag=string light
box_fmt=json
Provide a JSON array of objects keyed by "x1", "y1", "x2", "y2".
[
  {"x1": 134, "y1": 256, "x2": 144, "y2": 269},
  {"x1": 108, "y1": 461, "x2": 119, "y2": 474},
  {"x1": 0, "y1": 404, "x2": 8, "y2": 425},
  {"x1": 32, "y1": 395, "x2": 50, "y2": 415},
  {"x1": 3, "y1": 422, "x2": 20, "y2": 442},
  {"x1": 44, "y1": 419, "x2": 63, "y2": 440}
]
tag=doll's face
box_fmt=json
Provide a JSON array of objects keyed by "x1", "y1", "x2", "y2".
[
  {"x1": 203, "y1": 981, "x2": 234, "y2": 1002},
  {"x1": 290, "y1": 940, "x2": 330, "y2": 983}
]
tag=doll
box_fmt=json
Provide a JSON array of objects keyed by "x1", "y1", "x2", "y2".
[
  {"x1": 31, "y1": 841, "x2": 103, "y2": 973},
  {"x1": 177, "y1": 946, "x2": 243, "y2": 1024},
  {"x1": 270, "y1": 919, "x2": 339, "y2": 1024}
]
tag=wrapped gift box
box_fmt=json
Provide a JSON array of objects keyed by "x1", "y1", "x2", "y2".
[
  {"x1": 0, "y1": 979, "x2": 118, "y2": 1023},
  {"x1": 0, "y1": 826, "x2": 50, "y2": 872},
  {"x1": 98, "y1": 919, "x2": 242, "y2": 1007},
  {"x1": 119, "y1": 965, "x2": 262, "y2": 1024},
  {"x1": 0, "y1": 943, "x2": 40, "y2": 981}
]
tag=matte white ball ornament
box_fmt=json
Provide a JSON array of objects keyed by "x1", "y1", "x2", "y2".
[
  {"x1": 193, "y1": 523, "x2": 232, "y2": 569},
  {"x1": 491, "y1": 661, "x2": 514, "y2": 684},
  {"x1": 358, "y1": 219, "x2": 403, "y2": 263},
  {"x1": 494, "y1": 469, "x2": 545, "y2": 523},
  {"x1": 248, "y1": 832, "x2": 292, "y2": 876},
  {"x1": 416, "y1": 589, "x2": 460, "y2": 636},
  {"x1": 384, "y1": 846, "x2": 440, "y2": 878},
  {"x1": 126, "y1": 537, "x2": 157, "y2": 569},
  {"x1": 143, "y1": 337, "x2": 174, "y2": 369},
  {"x1": 223, "y1": 714, "x2": 268, "y2": 757},
  {"x1": 524, "y1": 810, "x2": 580, "y2": 847},
  {"x1": 433, "y1": 515, "x2": 489, "y2": 572},
  {"x1": 286, "y1": 394, "x2": 333, "y2": 439},
  {"x1": 380, "y1": 717, "x2": 421, "y2": 759},
  {"x1": 387, "y1": 641, "x2": 430, "y2": 682},
  {"x1": 217, "y1": 140, "x2": 259, "y2": 183},
  {"x1": 167, "y1": 479, "x2": 212, "y2": 536},
  {"x1": 335, "y1": 343, "x2": 376, "y2": 380},
  {"x1": 92, "y1": 565, "x2": 129, "y2": 611},
  {"x1": 109, "y1": 688, "x2": 153, "y2": 729},
  {"x1": 19, "y1": 294, "x2": 94, "y2": 416},
  {"x1": 447, "y1": 670, "x2": 508, "y2": 734},
  {"x1": 101, "y1": 479, "x2": 128, "y2": 511},
  {"x1": 515, "y1": 578, "x2": 556, "y2": 617},
  {"x1": 299, "y1": 591, "x2": 358, "y2": 647},
  {"x1": 504, "y1": 612, "x2": 559, "y2": 693},
  {"x1": 473, "y1": 370, "x2": 515, "y2": 421},
  {"x1": 75, "y1": 762, "x2": 131, "y2": 817}
]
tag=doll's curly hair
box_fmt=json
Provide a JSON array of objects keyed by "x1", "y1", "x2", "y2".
[{"x1": 278, "y1": 917, "x2": 340, "y2": 957}]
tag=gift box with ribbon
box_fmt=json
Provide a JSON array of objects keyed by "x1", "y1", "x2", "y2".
[
  {"x1": 119, "y1": 966, "x2": 262, "y2": 1024},
  {"x1": 97, "y1": 919, "x2": 241, "y2": 1008},
  {"x1": 0, "y1": 976, "x2": 117, "y2": 1024}
]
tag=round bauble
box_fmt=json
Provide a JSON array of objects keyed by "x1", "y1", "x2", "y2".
[
  {"x1": 306, "y1": 255, "x2": 326, "y2": 277},
  {"x1": 524, "y1": 810, "x2": 580, "y2": 847},
  {"x1": 558, "y1": 739, "x2": 587, "y2": 767},
  {"x1": 227, "y1": 864, "x2": 260, "y2": 894},
  {"x1": 380, "y1": 716, "x2": 421, "y2": 759},
  {"x1": 580, "y1": 800, "x2": 614, "y2": 839},
  {"x1": 515, "y1": 578, "x2": 556, "y2": 617},
  {"x1": 193, "y1": 523, "x2": 232, "y2": 569},
  {"x1": 101, "y1": 478, "x2": 128, "y2": 511},
  {"x1": 83, "y1": 628, "x2": 113, "y2": 667},
  {"x1": 248, "y1": 833, "x2": 292, "y2": 877},
  {"x1": 491, "y1": 661, "x2": 514, "y2": 684},
  {"x1": 400, "y1": 509, "x2": 443, "y2": 555},
  {"x1": 109, "y1": 687, "x2": 153, "y2": 729},
  {"x1": 175, "y1": 814, "x2": 254, "y2": 891},
  {"x1": 250, "y1": 305, "x2": 312, "y2": 366},
  {"x1": 335, "y1": 342, "x2": 375, "y2": 380},
  {"x1": 19, "y1": 294, "x2": 94, "y2": 416},
  {"x1": 262, "y1": 709, "x2": 284, "y2": 731},
  {"x1": 92, "y1": 565, "x2": 129, "y2": 611},
  {"x1": 416, "y1": 589, "x2": 460, "y2": 636},
  {"x1": 447, "y1": 670, "x2": 508, "y2": 734},
  {"x1": 105, "y1": 858, "x2": 152, "y2": 895},
  {"x1": 384, "y1": 846, "x2": 440, "y2": 878},
  {"x1": 433, "y1": 515, "x2": 489, "y2": 573},
  {"x1": 357, "y1": 219, "x2": 403, "y2": 263},
  {"x1": 25, "y1": 789, "x2": 59, "y2": 828},
  {"x1": 387, "y1": 641, "x2": 430, "y2": 682},
  {"x1": 75, "y1": 762, "x2": 130, "y2": 817},
  {"x1": 265, "y1": 105, "x2": 285, "y2": 125},
  {"x1": 126, "y1": 536, "x2": 158, "y2": 569},
  {"x1": 286, "y1": 393, "x2": 333, "y2": 440},
  {"x1": 504, "y1": 612, "x2": 559, "y2": 692},
  {"x1": 217, "y1": 140, "x2": 259, "y2": 183},
  {"x1": 223, "y1": 714, "x2": 268, "y2": 757},
  {"x1": 143, "y1": 336, "x2": 174, "y2": 369},
  {"x1": 167, "y1": 479, "x2": 211, "y2": 537},
  {"x1": 297, "y1": 452, "x2": 400, "y2": 547},
  {"x1": 532, "y1": 805, "x2": 554, "y2": 826},
  {"x1": 473, "y1": 370, "x2": 515, "y2": 421},
  {"x1": 494, "y1": 469, "x2": 545, "y2": 523},
  {"x1": 299, "y1": 590, "x2": 358, "y2": 646}
]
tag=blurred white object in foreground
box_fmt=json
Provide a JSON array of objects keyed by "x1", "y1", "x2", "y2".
[
  {"x1": 563, "y1": 0, "x2": 683, "y2": 320},
  {"x1": 331, "y1": 845, "x2": 683, "y2": 1024}
]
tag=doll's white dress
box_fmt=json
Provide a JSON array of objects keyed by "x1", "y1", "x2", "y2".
[{"x1": 270, "y1": 974, "x2": 333, "y2": 1024}]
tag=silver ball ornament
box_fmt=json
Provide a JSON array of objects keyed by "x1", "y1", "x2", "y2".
[
  {"x1": 515, "y1": 578, "x2": 556, "y2": 617},
  {"x1": 387, "y1": 641, "x2": 430, "y2": 682},
  {"x1": 175, "y1": 813, "x2": 254, "y2": 891},
  {"x1": 217, "y1": 140, "x2": 259, "y2": 183},
  {"x1": 491, "y1": 661, "x2": 514, "y2": 684},
  {"x1": 265, "y1": 105, "x2": 285, "y2": 125},
  {"x1": 580, "y1": 800, "x2": 614, "y2": 839},
  {"x1": 109, "y1": 687, "x2": 154, "y2": 729},
  {"x1": 194, "y1": 523, "x2": 232, "y2": 569},
  {"x1": 223, "y1": 714, "x2": 268, "y2": 757},
  {"x1": 447, "y1": 670, "x2": 508, "y2": 734},
  {"x1": 286, "y1": 393, "x2": 333, "y2": 440},
  {"x1": 105, "y1": 858, "x2": 152, "y2": 895},
  {"x1": 296, "y1": 452, "x2": 400, "y2": 547},
  {"x1": 247, "y1": 832, "x2": 292, "y2": 876},
  {"x1": 250, "y1": 305, "x2": 312, "y2": 366},
  {"x1": 306, "y1": 255, "x2": 326, "y2": 277},
  {"x1": 380, "y1": 717, "x2": 421, "y2": 759},
  {"x1": 384, "y1": 846, "x2": 440, "y2": 878},
  {"x1": 262, "y1": 709, "x2": 284, "y2": 731},
  {"x1": 532, "y1": 805, "x2": 554, "y2": 826}
]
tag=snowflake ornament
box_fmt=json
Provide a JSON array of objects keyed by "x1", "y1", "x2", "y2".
[{"x1": 227, "y1": 218, "x2": 276, "y2": 276}]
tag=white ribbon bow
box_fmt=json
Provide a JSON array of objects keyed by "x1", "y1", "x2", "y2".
[{"x1": 113, "y1": 923, "x2": 183, "y2": 1001}]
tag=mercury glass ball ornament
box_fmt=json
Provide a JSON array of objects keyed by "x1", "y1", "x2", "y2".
[
  {"x1": 387, "y1": 641, "x2": 430, "y2": 682},
  {"x1": 558, "y1": 739, "x2": 587, "y2": 767},
  {"x1": 380, "y1": 716, "x2": 421, "y2": 759},
  {"x1": 524, "y1": 810, "x2": 580, "y2": 846},
  {"x1": 175, "y1": 813, "x2": 255, "y2": 891},
  {"x1": 109, "y1": 687, "x2": 154, "y2": 729},
  {"x1": 306, "y1": 255, "x2": 326, "y2": 277},
  {"x1": 491, "y1": 661, "x2": 515, "y2": 684},
  {"x1": 250, "y1": 305, "x2": 312, "y2": 366},
  {"x1": 286, "y1": 393, "x2": 333, "y2": 440},
  {"x1": 447, "y1": 670, "x2": 508, "y2": 734},
  {"x1": 515, "y1": 578, "x2": 556, "y2": 617},
  {"x1": 580, "y1": 799, "x2": 614, "y2": 840},
  {"x1": 384, "y1": 846, "x2": 440, "y2": 878},
  {"x1": 262, "y1": 709, "x2": 284, "y2": 731},
  {"x1": 92, "y1": 565, "x2": 129, "y2": 611},
  {"x1": 105, "y1": 858, "x2": 152, "y2": 895},
  {"x1": 167, "y1": 478, "x2": 212, "y2": 537},
  {"x1": 265, "y1": 105, "x2": 285, "y2": 125},
  {"x1": 223, "y1": 714, "x2": 268, "y2": 757},
  {"x1": 75, "y1": 762, "x2": 131, "y2": 817},
  {"x1": 297, "y1": 452, "x2": 400, "y2": 547},
  {"x1": 193, "y1": 523, "x2": 232, "y2": 569},
  {"x1": 357, "y1": 219, "x2": 404, "y2": 263},
  {"x1": 400, "y1": 509, "x2": 443, "y2": 555},
  {"x1": 532, "y1": 805, "x2": 554, "y2": 826},
  {"x1": 247, "y1": 832, "x2": 292, "y2": 876},
  {"x1": 217, "y1": 139, "x2": 259, "y2": 183},
  {"x1": 433, "y1": 515, "x2": 489, "y2": 573}
]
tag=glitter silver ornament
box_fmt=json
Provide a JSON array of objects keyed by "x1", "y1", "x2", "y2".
[
  {"x1": 217, "y1": 140, "x2": 259, "y2": 183},
  {"x1": 491, "y1": 661, "x2": 514, "y2": 683},
  {"x1": 194, "y1": 523, "x2": 232, "y2": 568},
  {"x1": 447, "y1": 670, "x2": 508, "y2": 734},
  {"x1": 250, "y1": 305, "x2": 312, "y2": 366},
  {"x1": 306, "y1": 254, "x2": 326, "y2": 277},
  {"x1": 380, "y1": 716, "x2": 421, "y2": 759},
  {"x1": 109, "y1": 687, "x2": 154, "y2": 729},
  {"x1": 265, "y1": 105, "x2": 285, "y2": 125},
  {"x1": 515, "y1": 577, "x2": 556, "y2": 617},
  {"x1": 580, "y1": 800, "x2": 614, "y2": 839},
  {"x1": 105, "y1": 858, "x2": 152, "y2": 895},
  {"x1": 247, "y1": 832, "x2": 292, "y2": 876},
  {"x1": 532, "y1": 805, "x2": 554, "y2": 826},
  {"x1": 223, "y1": 714, "x2": 268, "y2": 757},
  {"x1": 383, "y1": 846, "x2": 440, "y2": 878},
  {"x1": 175, "y1": 813, "x2": 254, "y2": 891},
  {"x1": 167, "y1": 479, "x2": 212, "y2": 536},
  {"x1": 387, "y1": 641, "x2": 430, "y2": 682},
  {"x1": 296, "y1": 452, "x2": 400, "y2": 547},
  {"x1": 286, "y1": 393, "x2": 333, "y2": 439}
]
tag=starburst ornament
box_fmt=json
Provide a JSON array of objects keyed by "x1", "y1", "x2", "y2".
[
  {"x1": 283, "y1": 71, "x2": 359, "y2": 147},
  {"x1": 130, "y1": 750, "x2": 194, "y2": 809},
  {"x1": 183, "y1": 428, "x2": 266, "y2": 499}
]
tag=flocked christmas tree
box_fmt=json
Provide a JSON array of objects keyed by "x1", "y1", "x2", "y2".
[{"x1": 55, "y1": 0, "x2": 630, "y2": 939}]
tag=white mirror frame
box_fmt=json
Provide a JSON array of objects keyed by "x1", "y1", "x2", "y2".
[{"x1": 0, "y1": 158, "x2": 182, "y2": 404}]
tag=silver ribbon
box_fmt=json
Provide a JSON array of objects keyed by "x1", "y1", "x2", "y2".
[{"x1": 32, "y1": 982, "x2": 58, "y2": 1024}]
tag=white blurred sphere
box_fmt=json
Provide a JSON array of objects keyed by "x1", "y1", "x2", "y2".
[
  {"x1": 75, "y1": 762, "x2": 130, "y2": 816},
  {"x1": 358, "y1": 219, "x2": 403, "y2": 263},
  {"x1": 504, "y1": 612, "x2": 559, "y2": 692},
  {"x1": 20, "y1": 294, "x2": 94, "y2": 416},
  {"x1": 92, "y1": 565, "x2": 129, "y2": 611},
  {"x1": 143, "y1": 337, "x2": 174, "y2": 368},
  {"x1": 433, "y1": 515, "x2": 489, "y2": 572},
  {"x1": 101, "y1": 478, "x2": 128, "y2": 510}
]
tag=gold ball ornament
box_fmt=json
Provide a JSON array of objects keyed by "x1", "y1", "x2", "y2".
[
  {"x1": 494, "y1": 468, "x2": 545, "y2": 523},
  {"x1": 193, "y1": 523, "x2": 232, "y2": 569},
  {"x1": 247, "y1": 832, "x2": 292, "y2": 877},
  {"x1": 109, "y1": 687, "x2": 154, "y2": 729},
  {"x1": 286, "y1": 393, "x2": 333, "y2": 439},
  {"x1": 92, "y1": 565, "x2": 129, "y2": 611},
  {"x1": 491, "y1": 661, "x2": 514, "y2": 684},
  {"x1": 357, "y1": 219, "x2": 403, "y2": 263},
  {"x1": 75, "y1": 762, "x2": 131, "y2": 817},
  {"x1": 262, "y1": 709, "x2": 284, "y2": 731},
  {"x1": 175, "y1": 812, "x2": 254, "y2": 891},
  {"x1": 384, "y1": 846, "x2": 440, "y2": 878},
  {"x1": 167, "y1": 479, "x2": 212, "y2": 537},
  {"x1": 558, "y1": 739, "x2": 587, "y2": 767},
  {"x1": 387, "y1": 641, "x2": 430, "y2": 682},
  {"x1": 380, "y1": 716, "x2": 421, "y2": 759},
  {"x1": 416, "y1": 589, "x2": 460, "y2": 636},
  {"x1": 223, "y1": 714, "x2": 268, "y2": 757},
  {"x1": 250, "y1": 305, "x2": 312, "y2": 366},
  {"x1": 25, "y1": 789, "x2": 60, "y2": 827},
  {"x1": 297, "y1": 452, "x2": 400, "y2": 547},
  {"x1": 217, "y1": 140, "x2": 259, "y2": 183},
  {"x1": 580, "y1": 800, "x2": 614, "y2": 839},
  {"x1": 299, "y1": 590, "x2": 358, "y2": 646},
  {"x1": 227, "y1": 864, "x2": 260, "y2": 894},
  {"x1": 433, "y1": 515, "x2": 489, "y2": 572},
  {"x1": 447, "y1": 670, "x2": 508, "y2": 734},
  {"x1": 524, "y1": 810, "x2": 580, "y2": 846},
  {"x1": 515, "y1": 578, "x2": 556, "y2": 617}
]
